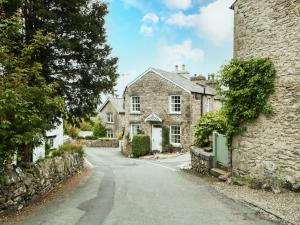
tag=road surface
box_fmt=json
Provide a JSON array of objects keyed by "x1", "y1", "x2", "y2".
[{"x1": 7, "y1": 148, "x2": 277, "y2": 225}]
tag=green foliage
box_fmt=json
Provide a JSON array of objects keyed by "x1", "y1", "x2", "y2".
[
  {"x1": 132, "y1": 135, "x2": 150, "y2": 158},
  {"x1": 217, "y1": 58, "x2": 276, "y2": 142},
  {"x1": 51, "y1": 143, "x2": 84, "y2": 158},
  {"x1": 93, "y1": 122, "x2": 106, "y2": 138},
  {"x1": 162, "y1": 126, "x2": 171, "y2": 152},
  {"x1": 3, "y1": 0, "x2": 118, "y2": 123},
  {"x1": 64, "y1": 124, "x2": 80, "y2": 139},
  {"x1": 80, "y1": 120, "x2": 93, "y2": 131},
  {"x1": 194, "y1": 111, "x2": 228, "y2": 147},
  {"x1": 0, "y1": 8, "x2": 64, "y2": 166}
]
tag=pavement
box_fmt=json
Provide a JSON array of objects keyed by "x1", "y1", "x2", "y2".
[{"x1": 4, "y1": 147, "x2": 278, "y2": 225}]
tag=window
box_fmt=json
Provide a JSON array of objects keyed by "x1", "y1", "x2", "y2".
[
  {"x1": 206, "y1": 97, "x2": 212, "y2": 113},
  {"x1": 169, "y1": 95, "x2": 181, "y2": 113},
  {"x1": 170, "y1": 125, "x2": 181, "y2": 145},
  {"x1": 106, "y1": 129, "x2": 113, "y2": 138},
  {"x1": 131, "y1": 96, "x2": 141, "y2": 113},
  {"x1": 107, "y1": 113, "x2": 113, "y2": 123},
  {"x1": 130, "y1": 123, "x2": 141, "y2": 140},
  {"x1": 49, "y1": 138, "x2": 54, "y2": 147}
]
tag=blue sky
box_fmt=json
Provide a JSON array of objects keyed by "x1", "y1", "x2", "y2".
[{"x1": 105, "y1": 0, "x2": 234, "y2": 95}]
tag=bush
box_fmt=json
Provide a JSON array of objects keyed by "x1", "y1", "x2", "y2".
[
  {"x1": 132, "y1": 135, "x2": 150, "y2": 157},
  {"x1": 93, "y1": 122, "x2": 106, "y2": 138},
  {"x1": 51, "y1": 143, "x2": 84, "y2": 158},
  {"x1": 80, "y1": 120, "x2": 93, "y2": 131},
  {"x1": 194, "y1": 111, "x2": 228, "y2": 147}
]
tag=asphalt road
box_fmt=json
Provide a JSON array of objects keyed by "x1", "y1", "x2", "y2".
[{"x1": 7, "y1": 148, "x2": 277, "y2": 225}]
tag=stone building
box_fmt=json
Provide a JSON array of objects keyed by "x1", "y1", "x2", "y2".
[
  {"x1": 122, "y1": 66, "x2": 221, "y2": 154},
  {"x1": 99, "y1": 98, "x2": 125, "y2": 138},
  {"x1": 231, "y1": 0, "x2": 300, "y2": 185}
]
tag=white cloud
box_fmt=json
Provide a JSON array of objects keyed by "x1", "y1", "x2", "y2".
[
  {"x1": 159, "y1": 39, "x2": 204, "y2": 66},
  {"x1": 142, "y1": 13, "x2": 159, "y2": 24},
  {"x1": 166, "y1": 0, "x2": 234, "y2": 45},
  {"x1": 140, "y1": 24, "x2": 153, "y2": 36},
  {"x1": 165, "y1": 0, "x2": 192, "y2": 10}
]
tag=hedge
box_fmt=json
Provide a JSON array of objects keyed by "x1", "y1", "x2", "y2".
[{"x1": 132, "y1": 135, "x2": 150, "y2": 157}]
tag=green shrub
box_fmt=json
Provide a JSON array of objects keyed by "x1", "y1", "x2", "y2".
[
  {"x1": 194, "y1": 111, "x2": 228, "y2": 147},
  {"x1": 132, "y1": 135, "x2": 150, "y2": 157},
  {"x1": 51, "y1": 143, "x2": 84, "y2": 158},
  {"x1": 80, "y1": 120, "x2": 93, "y2": 131},
  {"x1": 93, "y1": 122, "x2": 106, "y2": 138}
]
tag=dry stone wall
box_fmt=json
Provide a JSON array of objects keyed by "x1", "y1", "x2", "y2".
[
  {"x1": 0, "y1": 152, "x2": 84, "y2": 213},
  {"x1": 232, "y1": 0, "x2": 300, "y2": 185}
]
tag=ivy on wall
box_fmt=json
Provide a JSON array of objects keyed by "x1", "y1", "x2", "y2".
[{"x1": 217, "y1": 57, "x2": 276, "y2": 143}]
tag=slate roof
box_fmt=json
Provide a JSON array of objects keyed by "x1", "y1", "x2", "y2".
[
  {"x1": 99, "y1": 98, "x2": 124, "y2": 113},
  {"x1": 150, "y1": 68, "x2": 216, "y2": 95}
]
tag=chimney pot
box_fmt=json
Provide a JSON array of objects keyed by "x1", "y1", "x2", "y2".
[
  {"x1": 175, "y1": 65, "x2": 179, "y2": 72},
  {"x1": 182, "y1": 64, "x2": 186, "y2": 71}
]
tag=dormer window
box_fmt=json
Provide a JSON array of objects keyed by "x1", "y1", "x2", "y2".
[
  {"x1": 107, "y1": 113, "x2": 113, "y2": 123},
  {"x1": 169, "y1": 95, "x2": 181, "y2": 114},
  {"x1": 131, "y1": 96, "x2": 141, "y2": 113}
]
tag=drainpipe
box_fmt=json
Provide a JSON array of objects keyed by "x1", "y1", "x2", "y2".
[{"x1": 201, "y1": 88, "x2": 206, "y2": 116}]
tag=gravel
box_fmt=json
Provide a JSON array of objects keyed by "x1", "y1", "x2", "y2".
[{"x1": 211, "y1": 181, "x2": 300, "y2": 225}]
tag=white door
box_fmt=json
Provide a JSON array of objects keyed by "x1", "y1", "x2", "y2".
[{"x1": 152, "y1": 126, "x2": 162, "y2": 152}]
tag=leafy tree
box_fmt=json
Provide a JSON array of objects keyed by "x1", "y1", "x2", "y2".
[
  {"x1": 194, "y1": 111, "x2": 228, "y2": 147},
  {"x1": 0, "y1": 7, "x2": 64, "y2": 165},
  {"x1": 3, "y1": 0, "x2": 118, "y2": 123},
  {"x1": 93, "y1": 122, "x2": 106, "y2": 138}
]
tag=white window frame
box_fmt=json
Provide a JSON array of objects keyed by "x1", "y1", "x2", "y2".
[
  {"x1": 131, "y1": 96, "x2": 141, "y2": 113},
  {"x1": 170, "y1": 125, "x2": 181, "y2": 147},
  {"x1": 106, "y1": 129, "x2": 113, "y2": 138},
  {"x1": 106, "y1": 113, "x2": 113, "y2": 123},
  {"x1": 130, "y1": 123, "x2": 141, "y2": 140},
  {"x1": 206, "y1": 97, "x2": 212, "y2": 113},
  {"x1": 169, "y1": 95, "x2": 181, "y2": 114}
]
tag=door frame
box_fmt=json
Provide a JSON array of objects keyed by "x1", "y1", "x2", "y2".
[{"x1": 151, "y1": 124, "x2": 162, "y2": 152}]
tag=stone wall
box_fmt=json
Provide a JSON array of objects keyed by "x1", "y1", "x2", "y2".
[
  {"x1": 0, "y1": 152, "x2": 84, "y2": 213},
  {"x1": 85, "y1": 138, "x2": 119, "y2": 148},
  {"x1": 232, "y1": 0, "x2": 300, "y2": 185},
  {"x1": 190, "y1": 147, "x2": 213, "y2": 176}
]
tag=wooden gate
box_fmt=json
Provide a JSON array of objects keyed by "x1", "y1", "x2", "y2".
[{"x1": 213, "y1": 132, "x2": 229, "y2": 168}]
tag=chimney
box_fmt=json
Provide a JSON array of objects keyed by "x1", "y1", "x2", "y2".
[
  {"x1": 182, "y1": 64, "x2": 186, "y2": 72},
  {"x1": 175, "y1": 65, "x2": 179, "y2": 72}
]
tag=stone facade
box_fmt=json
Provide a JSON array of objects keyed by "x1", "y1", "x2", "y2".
[
  {"x1": 0, "y1": 152, "x2": 84, "y2": 213},
  {"x1": 99, "y1": 99, "x2": 125, "y2": 139},
  {"x1": 232, "y1": 0, "x2": 300, "y2": 185},
  {"x1": 123, "y1": 69, "x2": 220, "y2": 155}
]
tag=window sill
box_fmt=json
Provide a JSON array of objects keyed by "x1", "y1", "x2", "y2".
[
  {"x1": 130, "y1": 112, "x2": 141, "y2": 115},
  {"x1": 106, "y1": 122, "x2": 114, "y2": 124},
  {"x1": 168, "y1": 112, "x2": 182, "y2": 115},
  {"x1": 170, "y1": 143, "x2": 182, "y2": 148}
]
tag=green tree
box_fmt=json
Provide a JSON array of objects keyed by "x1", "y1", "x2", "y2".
[
  {"x1": 93, "y1": 122, "x2": 106, "y2": 138},
  {"x1": 3, "y1": 0, "x2": 118, "y2": 123},
  {"x1": 0, "y1": 7, "x2": 64, "y2": 165}
]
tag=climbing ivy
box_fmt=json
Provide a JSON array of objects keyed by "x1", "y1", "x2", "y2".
[{"x1": 217, "y1": 58, "x2": 276, "y2": 143}]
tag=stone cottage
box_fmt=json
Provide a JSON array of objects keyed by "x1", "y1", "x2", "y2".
[
  {"x1": 122, "y1": 66, "x2": 221, "y2": 154},
  {"x1": 99, "y1": 98, "x2": 125, "y2": 138},
  {"x1": 231, "y1": 1, "x2": 300, "y2": 185}
]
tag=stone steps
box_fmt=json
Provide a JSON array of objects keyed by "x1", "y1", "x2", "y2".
[{"x1": 210, "y1": 168, "x2": 231, "y2": 182}]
